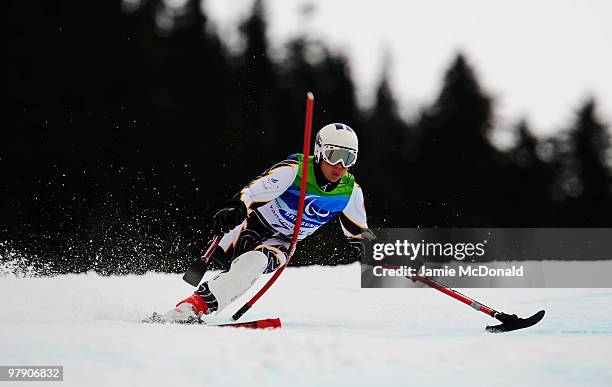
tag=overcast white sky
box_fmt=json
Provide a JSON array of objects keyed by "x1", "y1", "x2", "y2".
[{"x1": 203, "y1": 0, "x2": 612, "y2": 136}]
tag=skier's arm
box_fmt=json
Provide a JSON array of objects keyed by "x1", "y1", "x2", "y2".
[
  {"x1": 238, "y1": 159, "x2": 299, "y2": 212},
  {"x1": 339, "y1": 184, "x2": 368, "y2": 254},
  {"x1": 212, "y1": 159, "x2": 299, "y2": 234}
]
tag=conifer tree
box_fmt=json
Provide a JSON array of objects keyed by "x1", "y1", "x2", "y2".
[{"x1": 415, "y1": 54, "x2": 497, "y2": 226}]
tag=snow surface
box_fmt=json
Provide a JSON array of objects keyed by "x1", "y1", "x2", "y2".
[{"x1": 1, "y1": 263, "x2": 612, "y2": 387}]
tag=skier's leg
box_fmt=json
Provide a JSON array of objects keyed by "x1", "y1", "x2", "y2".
[
  {"x1": 195, "y1": 238, "x2": 288, "y2": 314},
  {"x1": 176, "y1": 238, "x2": 288, "y2": 317},
  {"x1": 167, "y1": 214, "x2": 282, "y2": 321},
  {"x1": 254, "y1": 238, "x2": 289, "y2": 274},
  {"x1": 166, "y1": 251, "x2": 269, "y2": 322},
  {"x1": 209, "y1": 214, "x2": 275, "y2": 270},
  {"x1": 161, "y1": 220, "x2": 251, "y2": 322},
  {"x1": 197, "y1": 250, "x2": 270, "y2": 313}
]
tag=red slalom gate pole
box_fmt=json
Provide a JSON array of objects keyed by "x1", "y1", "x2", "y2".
[{"x1": 232, "y1": 92, "x2": 314, "y2": 322}]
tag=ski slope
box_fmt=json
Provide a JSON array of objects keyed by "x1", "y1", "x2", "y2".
[{"x1": 1, "y1": 263, "x2": 612, "y2": 387}]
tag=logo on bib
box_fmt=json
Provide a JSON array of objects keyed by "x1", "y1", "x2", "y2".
[{"x1": 304, "y1": 195, "x2": 332, "y2": 221}]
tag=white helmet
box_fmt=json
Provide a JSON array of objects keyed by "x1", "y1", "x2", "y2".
[{"x1": 313, "y1": 123, "x2": 359, "y2": 167}]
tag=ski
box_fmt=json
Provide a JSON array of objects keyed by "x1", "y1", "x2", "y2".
[
  {"x1": 215, "y1": 318, "x2": 281, "y2": 329},
  {"x1": 142, "y1": 313, "x2": 281, "y2": 329}
]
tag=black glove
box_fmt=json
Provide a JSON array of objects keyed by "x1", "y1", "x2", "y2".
[{"x1": 211, "y1": 201, "x2": 247, "y2": 235}]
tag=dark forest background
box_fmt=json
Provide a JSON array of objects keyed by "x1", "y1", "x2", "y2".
[{"x1": 3, "y1": 0, "x2": 611, "y2": 275}]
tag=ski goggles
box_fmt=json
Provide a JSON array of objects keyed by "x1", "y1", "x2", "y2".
[{"x1": 321, "y1": 144, "x2": 358, "y2": 168}]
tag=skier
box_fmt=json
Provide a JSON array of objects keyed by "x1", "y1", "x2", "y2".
[{"x1": 164, "y1": 123, "x2": 368, "y2": 322}]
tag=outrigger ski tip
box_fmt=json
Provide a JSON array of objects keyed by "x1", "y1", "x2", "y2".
[{"x1": 486, "y1": 310, "x2": 545, "y2": 333}]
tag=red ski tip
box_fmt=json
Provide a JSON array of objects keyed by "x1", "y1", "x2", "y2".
[{"x1": 218, "y1": 318, "x2": 281, "y2": 330}]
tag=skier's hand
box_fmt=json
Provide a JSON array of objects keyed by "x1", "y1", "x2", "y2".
[{"x1": 211, "y1": 201, "x2": 247, "y2": 235}]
